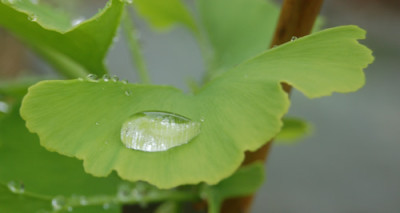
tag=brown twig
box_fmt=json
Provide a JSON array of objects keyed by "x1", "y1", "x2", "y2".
[{"x1": 221, "y1": 0, "x2": 323, "y2": 212}]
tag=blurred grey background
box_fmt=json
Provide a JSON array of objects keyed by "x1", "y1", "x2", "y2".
[{"x1": 1, "y1": 0, "x2": 399, "y2": 212}]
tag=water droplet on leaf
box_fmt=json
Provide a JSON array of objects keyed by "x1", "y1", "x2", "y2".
[
  {"x1": 0, "y1": 101, "x2": 10, "y2": 114},
  {"x1": 7, "y1": 181, "x2": 24, "y2": 194},
  {"x1": 124, "y1": 90, "x2": 132, "y2": 96},
  {"x1": 79, "y1": 196, "x2": 88, "y2": 205},
  {"x1": 95, "y1": 122, "x2": 100, "y2": 126},
  {"x1": 67, "y1": 206, "x2": 73, "y2": 212},
  {"x1": 103, "y1": 203, "x2": 110, "y2": 210},
  {"x1": 121, "y1": 80, "x2": 128, "y2": 84},
  {"x1": 111, "y1": 75, "x2": 119, "y2": 82},
  {"x1": 28, "y1": 14, "x2": 38, "y2": 22},
  {"x1": 117, "y1": 184, "x2": 131, "y2": 201},
  {"x1": 291, "y1": 36, "x2": 298, "y2": 41},
  {"x1": 102, "y1": 74, "x2": 111, "y2": 82},
  {"x1": 71, "y1": 17, "x2": 85, "y2": 26},
  {"x1": 52, "y1": 196, "x2": 66, "y2": 211},
  {"x1": 86, "y1": 74, "x2": 98, "y2": 82},
  {"x1": 120, "y1": 112, "x2": 201, "y2": 152}
]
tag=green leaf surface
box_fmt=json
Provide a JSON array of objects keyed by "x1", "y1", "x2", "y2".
[
  {"x1": 275, "y1": 117, "x2": 312, "y2": 143},
  {"x1": 0, "y1": 0, "x2": 124, "y2": 78},
  {"x1": 197, "y1": 0, "x2": 280, "y2": 77},
  {"x1": 0, "y1": 103, "x2": 123, "y2": 212},
  {"x1": 201, "y1": 163, "x2": 265, "y2": 213},
  {"x1": 132, "y1": 0, "x2": 196, "y2": 31},
  {"x1": 20, "y1": 26, "x2": 373, "y2": 189}
]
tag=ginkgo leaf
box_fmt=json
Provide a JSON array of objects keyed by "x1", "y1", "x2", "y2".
[
  {"x1": 132, "y1": 0, "x2": 197, "y2": 31},
  {"x1": 0, "y1": 0, "x2": 124, "y2": 78},
  {"x1": 196, "y1": 0, "x2": 280, "y2": 78},
  {"x1": 20, "y1": 26, "x2": 373, "y2": 189},
  {"x1": 0, "y1": 102, "x2": 123, "y2": 212}
]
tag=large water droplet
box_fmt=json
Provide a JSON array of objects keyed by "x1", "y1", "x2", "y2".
[
  {"x1": 120, "y1": 112, "x2": 201, "y2": 152},
  {"x1": 52, "y1": 196, "x2": 66, "y2": 211}
]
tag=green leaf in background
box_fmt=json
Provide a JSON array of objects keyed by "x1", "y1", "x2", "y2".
[
  {"x1": 0, "y1": 0, "x2": 124, "y2": 78},
  {"x1": 20, "y1": 26, "x2": 373, "y2": 189},
  {"x1": 201, "y1": 163, "x2": 265, "y2": 213},
  {"x1": 0, "y1": 103, "x2": 123, "y2": 212},
  {"x1": 132, "y1": 0, "x2": 197, "y2": 31},
  {"x1": 275, "y1": 117, "x2": 312, "y2": 144},
  {"x1": 197, "y1": 0, "x2": 280, "y2": 78}
]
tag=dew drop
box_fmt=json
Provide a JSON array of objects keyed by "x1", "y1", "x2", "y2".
[
  {"x1": 7, "y1": 181, "x2": 24, "y2": 194},
  {"x1": 71, "y1": 17, "x2": 85, "y2": 27},
  {"x1": 291, "y1": 36, "x2": 298, "y2": 41},
  {"x1": 111, "y1": 75, "x2": 119, "y2": 82},
  {"x1": 86, "y1": 74, "x2": 98, "y2": 82},
  {"x1": 67, "y1": 206, "x2": 73, "y2": 212},
  {"x1": 52, "y1": 196, "x2": 66, "y2": 211},
  {"x1": 121, "y1": 80, "x2": 128, "y2": 84},
  {"x1": 95, "y1": 122, "x2": 100, "y2": 126},
  {"x1": 103, "y1": 203, "x2": 110, "y2": 210},
  {"x1": 0, "y1": 101, "x2": 10, "y2": 114},
  {"x1": 28, "y1": 14, "x2": 38, "y2": 22},
  {"x1": 79, "y1": 196, "x2": 88, "y2": 206},
  {"x1": 117, "y1": 184, "x2": 131, "y2": 201},
  {"x1": 102, "y1": 74, "x2": 111, "y2": 82},
  {"x1": 124, "y1": 90, "x2": 132, "y2": 96},
  {"x1": 120, "y1": 112, "x2": 201, "y2": 152}
]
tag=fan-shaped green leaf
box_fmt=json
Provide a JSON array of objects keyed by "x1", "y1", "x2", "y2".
[
  {"x1": 201, "y1": 163, "x2": 265, "y2": 213},
  {"x1": 0, "y1": 0, "x2": 124, "y2": 78},
  {"x1": 132, "y1": 0, "x2": 196, "y2": 31},
  {"x1": 197, "y1": 0, "x2": 280, "y2": 77},
  {"x1": 20, "y1": 26, "x2": 373, "y2": 189}
]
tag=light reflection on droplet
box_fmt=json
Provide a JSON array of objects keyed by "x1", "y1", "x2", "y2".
[
  {"x1": 71, "y1": 17, "x2": 85, "y2": 26},
  {"x1": 120, "y1": 112, "x2": 201, "y2": 152}
]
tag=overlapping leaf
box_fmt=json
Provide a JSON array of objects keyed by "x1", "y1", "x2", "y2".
[
  {"x1": 0, "y1": 0, "x2": 124, "y2": 78},
  {"x1": 20, "y1": 26, "x2": 373, "y2": 189},
  {"x1": 201, "y1": 163, "x2": 265, "y2": 213},
  {"x1": 275, "y1": 117, "x2": 311, "y2": 143},
  {"x1": 132, "y1": 0, "x2": 196, "y2": 31},
  {"x1": 196, "y1": 0, "x2": 280, "y2": 78},
  {"x1": 0, "y1": 102, "x2": 122, "y2": 212}
]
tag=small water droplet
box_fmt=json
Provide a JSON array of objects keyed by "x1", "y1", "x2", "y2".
[
  {"x1": 113, "y1": 35, "x2": 119, "y2": 43},
  {"x1": 86, "y1": 74, "x2": 98, "y2": 82},
  {"x1": 122, "y1": 0, "x2": 133, "y2": 4},
  {"x1": 117, "y1": 184, "x2": 131, "y2": 201},
  {"x1": 71, "y1": 17, "x2": 85, "y2": 27},
  {"x1": 28, "y1": 14, "x2": 38, "y2": 22},
  {"x1": 52, "y1": 196, "x2": 66, "y2": 211},
  {"x1": 79, "y1": 196, "x2": 88, "y2": 205},
  {"x1": 291, "y1": 36, "x2": 298, "y2": 41},
  {"x1": 7, "y1": 181, "x2": 24, "y2": 194},
  {"x1": 124, "y1": 90, "x2": 132, "y2": 96},
  {"x1": 95, "y1": 122, "x2": 100, "y2": 126},
  {"x1": 120, "y1": 112, "x2": 201, "y2": 152},
  {"x1": 111, "y1": 75, "x2": 119, "y2": 82},
  {"x1": 0, "y1": 101, "x2": 10, "y2": 114},
  {"x1": 77, "y1": 77, "x2": 83, "y2": 81},
  {"x1": 103, "y1": 203, "x2": 110, "y2": 210},
  {"x1": 67, "y1": 206, "x2": 73, "y2": 212},
  {"x1": 102, "y1": 74, "x2": 111, "y2": 82},
  {"x1": 121, "y1": 80, "x2": 128, "y2": 84}
]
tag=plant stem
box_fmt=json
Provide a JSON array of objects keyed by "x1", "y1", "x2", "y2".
[
  {"x1": 122, "y1": 9, "x2": 151, "y2": 84},
  {"x1": 221, "y1": 0, "x2": 323, "y2": 212}
]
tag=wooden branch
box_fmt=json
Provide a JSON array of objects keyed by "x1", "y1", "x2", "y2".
[{"x1": 221, "y1": 0, "x2": 323, "y2": 212}]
